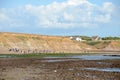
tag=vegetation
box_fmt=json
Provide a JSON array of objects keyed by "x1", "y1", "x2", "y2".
[
  {"x1": 70, "y1": 35, "x2": 120, "y2": 41},
  {"x1": 31, "y1": 37, "x2": 41, "y2": 40},
  {"x1": 102, "y1": 37, "x2": 120, "y2": 40},
  {"x1": 0, "y1": 53, "x2": 92, "y2": 58},
  {"x1": 84, "y1": 41, "x2": 101, "y2": 46},
  {"x1": 16, "y1": 36, "x2": 27, "y2": 40},
  {"x1": 80, "y1": 36, "x2": 92, "y2": 41}
]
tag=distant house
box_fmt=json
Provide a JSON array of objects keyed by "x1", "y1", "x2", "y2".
[
  {"x1": 92, "y1": 36, "x2": 101, "y2": 41},
  {"x1": 70, "y1": 37, "x2": 83, "y2": 42},
  {"x1": 70, "y1": 37, "x2": 73, "y2": 39},
  {"x1": 76, "y1": 37, "x2": 82, "y2": 41}
]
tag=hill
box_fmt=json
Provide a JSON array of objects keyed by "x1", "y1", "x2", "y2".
[{"x1": 0, "y1": 32, "x2": 120, "y2": 54}]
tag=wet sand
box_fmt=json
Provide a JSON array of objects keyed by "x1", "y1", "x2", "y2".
[{"x1": 0, "y1": 58, "x2": 120, "y2": 80}]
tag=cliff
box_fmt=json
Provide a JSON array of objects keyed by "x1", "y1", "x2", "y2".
[{"x1": 0, "y1": 32, "x2": 120, "y2": 54}]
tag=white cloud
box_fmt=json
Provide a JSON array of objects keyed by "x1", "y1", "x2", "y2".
[
  {"x1": 0, "y1": 13, "x2": 8, "y2": 22},
  {"x1": 0, "y1": 8, "x2": 10, "y2": 23},
  {"x1": 103, "y1": 2, "x2": 115, "y2": 13},
  {"x1": 0, "y1": 0, "x2": 117, "y2": 29},
  {"x1": 94, "y1": 14, "x2": 111, "y2": 23}
]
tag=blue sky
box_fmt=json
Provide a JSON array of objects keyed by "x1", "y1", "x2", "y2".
[{"x1": 0, "y1": 0, "x2": 120, "y2": 37}]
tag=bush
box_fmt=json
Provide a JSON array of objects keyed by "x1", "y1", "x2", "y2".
[
  {"x1": 85, "y1": 41, "x2": 101, "y2": 46},
  {"x1": 102, "y1": 37, "x2": 120, "y2": 40}
]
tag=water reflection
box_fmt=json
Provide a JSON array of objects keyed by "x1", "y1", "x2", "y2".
[
  {"x1": 41, "y1": 59, "x2": 75, "y2": 62},
  {"x1": 45, "y1": 54, "x2": 120, "y2": 60},
  {"x1": 72, "y1": 55, "x2": 120, "y2": 60},
  {"x1": 83, "y1": 68, "x2": 120, "y2": 72}
]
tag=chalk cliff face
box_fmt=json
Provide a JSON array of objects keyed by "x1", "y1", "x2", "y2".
[{"x1": 0, "y1": 32, "x2": 120, "y2": 54}]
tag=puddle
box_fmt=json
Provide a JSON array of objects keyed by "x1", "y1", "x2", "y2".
[
  {"x1": 83, "y1": 68, "x2": 120, "y2": 72},
  {"x1": 41, "y1": 59, "x2": 75, "y2": 62},
  {"x1": 97, "y1": 62, "x2": 111, "y2": 65},
  {"x1": 44, "y1": 56, "x2": 71, "y2": 59},
  {"x1": 41, "y1": 59, "x2": 65, "y2": 62}
]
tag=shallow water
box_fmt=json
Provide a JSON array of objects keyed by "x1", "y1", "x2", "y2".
[
  {"x1": 45, "y1": 54, "x2": 120, "y2": 60},
  {"x1": 83, "y1": 68, "x2": 120, "y2": 72},
  {"x1": 71, "y1": 55, "x2": 120, "y2": 60},
  {"x1": 0, "y1": 54, "x2": 120, "y2": 61},
  {"x1": 43, "y1": 54, "x2": 120, "y2": 63},
  {"x1": 41, "y1": 59, "x2": 75, "y2": 62}
]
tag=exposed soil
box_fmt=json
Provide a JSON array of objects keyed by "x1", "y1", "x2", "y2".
[
  {"x1": 0, "y1": 32, "x2": 120, "y2": 54},
  {"x1": 0, "y1": 58, "x2": 120, "y2": 80}
]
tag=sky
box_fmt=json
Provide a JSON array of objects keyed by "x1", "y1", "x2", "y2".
[{"x1": 0, "y1": 0, "x2": 120, "y2": 37}]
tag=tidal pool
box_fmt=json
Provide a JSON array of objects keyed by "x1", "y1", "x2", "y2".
[
  {"x1": 71, "y1": 55, "x2": 120, "y2": 60},
  {"x1": 83, "y1": 68, "x2": 120, "y2": 72},
  {"x1": 41, "y1": 59, "x2": 76, "y2": 62}
]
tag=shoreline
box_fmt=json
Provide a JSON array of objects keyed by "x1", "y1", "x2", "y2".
[
  {"x1": 0, "y1": 52, "x2": 120, "y2": 59},
  {"x1": 0, "y1": 51, "x2": 120, "y2": 54},
  {"x1": 0, "y1": 57, "x2": 120, "y2": 80}
]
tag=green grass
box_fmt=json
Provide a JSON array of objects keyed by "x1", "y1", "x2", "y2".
[
  {"x1": 31, "y1": 37, "x2": 40, "y2": 40},
  {"x1": 0, "y1": 53, "x2": 92, "y2": 58},
  {"x1": 84, "y1": 41, "x2": 101, "y2": 46}
]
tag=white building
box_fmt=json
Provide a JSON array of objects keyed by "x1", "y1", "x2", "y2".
[
  {"x1": 76, "y1": 37, "x2": 82, "y2": 41},
  {"x1": 70, "y1": 37, "x2": 83, "y2": 42}
]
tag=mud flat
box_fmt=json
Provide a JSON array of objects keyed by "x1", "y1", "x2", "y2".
[{"x1": 0, "y1": 54, "x2": 120, "y2": 80}]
